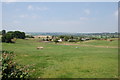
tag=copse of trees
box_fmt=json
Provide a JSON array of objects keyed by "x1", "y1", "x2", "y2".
[
  {"x1": 1, "y1": 30, "x2": 25, "y2": 43},
  {"x1": 7, "y1": 31, "x2": 25, "y2": 39}
]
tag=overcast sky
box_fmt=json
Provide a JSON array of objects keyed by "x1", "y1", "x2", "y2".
[{"x1": 1, "y1": 2, "x2": 118, "y2": 33}]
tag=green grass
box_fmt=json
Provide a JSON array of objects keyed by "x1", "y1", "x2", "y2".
[
  {"x1": 79, "y1": 39, "x2": 118, "y2": 47},
  {"x1": 2, "y1": 38, "x2": 118, "y2": 78}
]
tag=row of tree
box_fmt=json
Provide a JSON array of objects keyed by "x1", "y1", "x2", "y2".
[
  {"x1": 42, "y1": 35, "x2": 98, "y2": 43},
  {"x1": 1, "y1": 30, "x2": 25, "y2": 43}
]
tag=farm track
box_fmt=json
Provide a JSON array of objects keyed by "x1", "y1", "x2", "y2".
[
  {"x1": 58, "y1": 43, "x2": 119, "y2": 48},
  {"x1": 79, "y1": 44, "x2": 119, "y2": 48}
]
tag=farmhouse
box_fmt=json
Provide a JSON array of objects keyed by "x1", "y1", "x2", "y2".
[{"x1": 58, "y1": 39, "x2": 62, "y2": 42}]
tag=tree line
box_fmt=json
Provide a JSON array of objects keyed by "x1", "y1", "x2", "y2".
[{"x1": 1, "y1": 30, "x2": 25, "y2": 43}]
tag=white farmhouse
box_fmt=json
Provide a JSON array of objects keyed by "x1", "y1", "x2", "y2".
[{"x1": 58, "y1": 39, "x2": 62, "y2": 42}]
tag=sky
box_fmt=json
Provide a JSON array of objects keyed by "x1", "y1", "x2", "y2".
[{"x1": 1, "y1": 2, "x2": 118, "y2": 33}]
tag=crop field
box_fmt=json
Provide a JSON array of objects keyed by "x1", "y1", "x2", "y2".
[{"x1": 2, "y1": 38, "x2": 118, "y2": 78}]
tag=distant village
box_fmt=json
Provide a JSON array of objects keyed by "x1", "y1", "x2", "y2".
[
  {"x1": 25, "y1": 32, "x2": 119, "y2": 43},
  {"x1": 0, "y1": 30, "x2": 118, "y2": 43}
]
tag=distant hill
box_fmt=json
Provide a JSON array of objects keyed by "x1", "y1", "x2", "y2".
[{"x1": 26, "y1": 32, "x2": 118, "y2": 37}]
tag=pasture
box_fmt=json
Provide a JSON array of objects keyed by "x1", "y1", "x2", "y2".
[{"x1": 2, "y1": 38, "x2": 118, "y2": 78}]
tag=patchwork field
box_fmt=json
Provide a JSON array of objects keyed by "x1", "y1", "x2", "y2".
[{"x1": 2, "y1": 38, "x2": 118, "y2": 78}]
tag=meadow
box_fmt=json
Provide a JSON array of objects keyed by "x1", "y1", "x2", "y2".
[{"x1": 2, "y1": 38, "x2": 118, "y2": 78}]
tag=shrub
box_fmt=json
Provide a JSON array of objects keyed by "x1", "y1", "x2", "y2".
[
  {"x1": 2, "y1": 50, "x2": 30, "y2": 79},
  {"x1": 53, "y1": 39, "x2": 59, "y2": 44},
  {"x1": 2, "y1": 30, "x2": 6, "y2": 36},
  {"x1": 2, "y1": 33, "x2": 14, "y2": 43},
  {"x1": 2, "y1": 31, "x2": 26, "y2": 43},
  {"x1": 25, "y1": 35, "x2": 34, "y2": 38},
  {"x1": 68, "y1": 39, "x2": 76, "y2": 42},
  {"x1": 1, "y1": 36, "x2": 6, "y2": 42}
]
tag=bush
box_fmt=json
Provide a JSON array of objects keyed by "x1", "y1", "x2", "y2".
[
  {"x1": 25, "y1": 35, "x2": 34, "y2": 38},
  {"x1": 64, "y1": 36, "x2": 69, "y2": 41},
  {"x1": 2, "y1": 30, "x2": 6, "y2": 36},
  {"x1": 2, "y1": 33, "x2": 14, "y2": 43},
  {"x1": 53, "y1": 39, "x2": 59, "y2": 44},
  {"x1": 68, "y1": 39, "x2": 76, "y2": 42},
  {"x1": 2, "y1": 50, "x2": 30, "y2": 79},
  {"x1": 2, "y1": 31, "x2": 26, "y2": 43},
  {"x1": 1, "y1": 36, "x2": 6, "y2": 42}
]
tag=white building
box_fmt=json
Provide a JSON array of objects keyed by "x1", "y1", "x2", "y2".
[{"x1": 58, "y1": 39, "x2": 62, "y2": 42}]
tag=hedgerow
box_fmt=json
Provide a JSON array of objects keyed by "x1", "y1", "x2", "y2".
[{"x1": 2, "y1": 50, "x2": 30, "y2": 80}]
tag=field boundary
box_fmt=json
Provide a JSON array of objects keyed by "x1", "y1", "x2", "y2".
[{"x1": 58, "y1": 43, "x2": 119, "y2": 48}]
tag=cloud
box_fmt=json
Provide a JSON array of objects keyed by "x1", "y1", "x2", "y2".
[
  {"x1": 80, "y1": 17, "x2": 89, "y2": 20},
  {"x1": 19, "y1": 14, "x2": 39, "y2": 19},
  {"x1": 28, "y1": 5, "x2": 34, "y2": 10},
  {"x1": 41, "y1": 21, "x2": 82, "y2": 26},
  {"x1": 27, "y1": 5, "x2": 48, "y2": 11},
  {"x1": 36, "y1": 7, "x2": 48, "y2": 11},
  {"x1": 13, "y1": 21, "x2": 21, "y2": 24},
  {"x1": 19, "y1": 14, "x2": 28, "y2": 18},
  {"x1": 31, "y1": 15, "x2": 39, "y2": 19},
  {"x1": 84, "y1": 9, "x2": 91, "y2": 15},
  {"x1": 3, "y1": 0, "x2": 17, "y2": 2}
]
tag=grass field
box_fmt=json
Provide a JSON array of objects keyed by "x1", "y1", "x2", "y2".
[{"x1": 2, "y1": 38, "x2": 118, "y2": 78}]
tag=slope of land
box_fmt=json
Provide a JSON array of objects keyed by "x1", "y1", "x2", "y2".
[{"x1": 2, "y1": 38, "x2": 118, "y2": 78}]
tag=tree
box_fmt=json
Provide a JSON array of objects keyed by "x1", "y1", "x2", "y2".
[
  {"x1": 25, "y1": 35, "x2": 34, "y2": 38},
  {"x1": 59, "y1": 35, "x2": 64, "y2": 41},
  {"x1": 1, "y1": 36, "x2": 6, "y2": 42},
  {"x1": 2, "y1": 30, "x2": 6, "y2": 36},
  {"x1": 4, "y1": 33, "x2": 14, "y2": 43},
  {"x1": 46, "y1": 36, "x2": 50, "y2": 41},
  {"x1": 68, "y1": 39, "x2": 76, "y2": 42},
  {"x1": 54, "y1": 39, "x2": 59, "y2": 44},
  {"x1": 52, "y1": 36, "x2": 54, "y2": 39},
  {"x1": 70, "y1": 36, "x2": 74, "y2": 39},
  {"x1": 59, "y1": 35, "x2": 64, "y2": 39},
  {"x1": 21, "y1": 32, "x2": 25, "y2": 39},
  {"x1": 64, "y1": 36, "x2": 69, "y2": 41},
  {"x1": 2, "y1": 30, "x2": 26, "y2": 43},
  {"x1": 13, "y1": 31, "x2": 25, "y2": 39},
  {"x1": 2, "y1": 32, "x2": 14, "y2": 43},
  {"x1": 46, "y1": 36, "x2": 49, "y2": 39}
]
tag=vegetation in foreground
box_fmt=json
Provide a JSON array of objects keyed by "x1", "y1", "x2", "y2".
[
  {"x1": 2, "y1": 50, "x2": 30, "y2": 79},
  {"x1": 2, "y1": 38, "x2": 118, "y2": 78}
]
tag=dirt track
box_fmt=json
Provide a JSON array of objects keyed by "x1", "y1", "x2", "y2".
[{"x1": 58, "y1": 43, "x2": 119, "y2": 48}]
